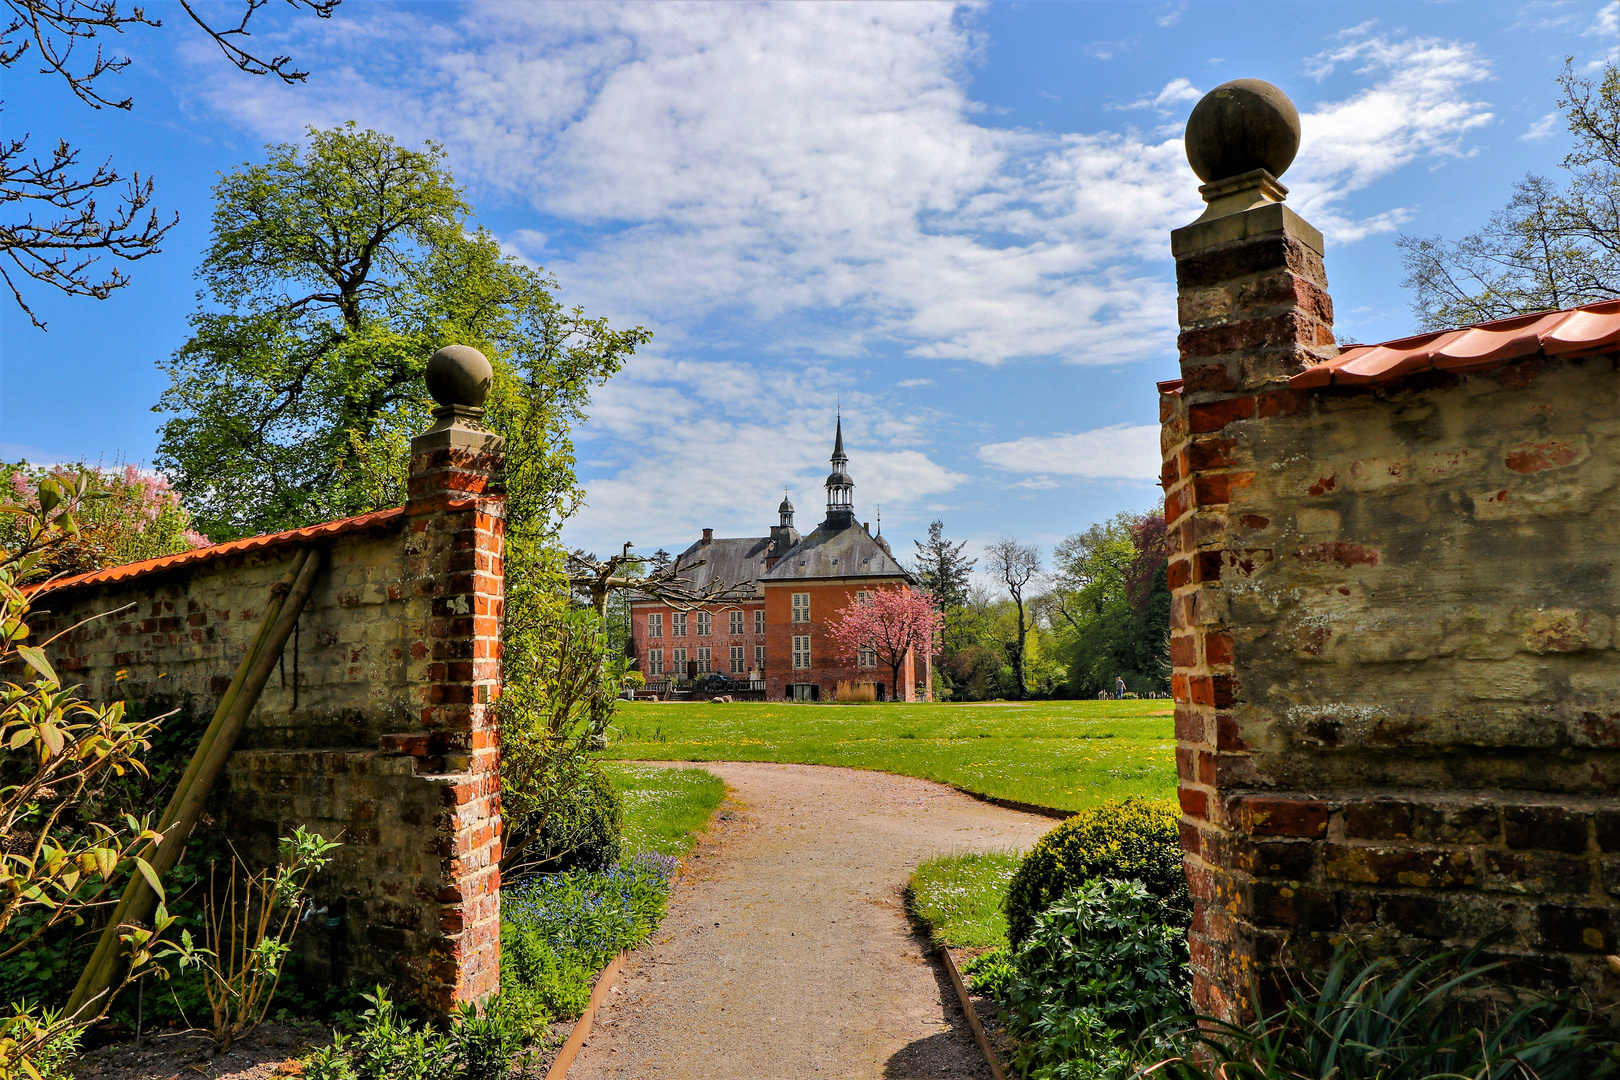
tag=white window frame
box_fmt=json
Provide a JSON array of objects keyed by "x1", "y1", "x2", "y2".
[
  {"x1": 754, "y1": 609, "x2": 765, "y2": 635},
  {"x1": 672, "y1": 612, "x2": 687, "y2": 637},
  {"x1": 697, "y1": 646, "x2": 711, "y2": 673},
  {"x1": 791, "y1": 593, "x2": 810, "y2": 623},
  {"x1": 856, "y1": 590, "x2": 872, "y2": 605},
  {"x1": 648, "y1": 612, "x2": 663, "y2": 638},
  {"x1": 730, "y1": 610, "x2": 745, "y2": 635},
  {"x1": 673, "y1": 647, "x2": 687, "y2": 673},
  {"x1": 697, "y1": 611, "x2": 712, "y2": 637},
  {"x1": 792, "y1": 634, "x2": 811, "y2": 669},
  {"x1": 858, "y1": 645, "x2": 877, "y2": 668},
  {"x1": 730, "y1": 645, "x2": 745, "y2": 673},
  {"x1": 648, "y1": 648, "x2": 663, "y2": 675},
  {"x1": 755, "y1": 645, "x2": 765, "y2": 670}
]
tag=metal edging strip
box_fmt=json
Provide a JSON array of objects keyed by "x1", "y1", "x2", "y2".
[
  {"x1": 940, "y1": 944, "x2": 1008, "y2": 1080},
  {"x1": 544, "y1": 948, "x2": 631, "y2": 1080}
]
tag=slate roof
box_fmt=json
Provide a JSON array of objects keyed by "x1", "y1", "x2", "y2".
[
  {"x1": 633, "y1": 536, "x2": 773, "y2": 601},
  {"x1": 761, "y1": 521, "x2": 912, "y2": 582}
]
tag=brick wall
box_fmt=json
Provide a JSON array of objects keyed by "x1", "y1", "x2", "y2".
[
  {"x1": 629, "y1": 600, "x2": 765, "y2": 681},
  {"x1": 26, "y1": 419, "x2": 506, "y2": 1011},
  {"x1": 1163, "y1": 183, "x2": 1620, "y2": 1019},
  {"x1": 762, "y1": 579, "x2": 919, "y2": 701}
]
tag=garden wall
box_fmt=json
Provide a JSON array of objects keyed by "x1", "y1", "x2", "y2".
[
  {"x1": 1160, "y1": 173, "x2": 1620, "y2": 1021},
  {"x1": 25, "y1": 410, "x2": 506, "y2": 1012}
]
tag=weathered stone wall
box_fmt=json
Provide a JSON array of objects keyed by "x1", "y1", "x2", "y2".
[
  {"x1": 26, "y1": 431, "x2": 505, "y2": 1011},
  {"x1": 1162, "y1": 182, "x2": 1620, "y2": 1020}
]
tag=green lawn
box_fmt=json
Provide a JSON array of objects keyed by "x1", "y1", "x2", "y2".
[
  {"x1": 605, "y1": 698, "x2": 1175, "y2": 812},
  {"x1": 909, "y1": 851, "x2": 1024, "y2": 949},
  {"x1": 605, "y1": 761, "x2": 728, "y2": 856}
]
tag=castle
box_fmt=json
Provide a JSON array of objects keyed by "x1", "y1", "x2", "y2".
[{"x1": 627, "y1": 419, "x2": 931, "y2": 701}]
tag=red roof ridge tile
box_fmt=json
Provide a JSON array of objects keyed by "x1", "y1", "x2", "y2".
[
  {"x1": 1290, "y1": 299, "x2": 1619, "y2": 390},
  {"x1": 26, "y1": 504, "x2": 416, "y2": 597}
]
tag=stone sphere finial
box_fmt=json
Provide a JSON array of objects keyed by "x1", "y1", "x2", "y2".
[
  {"x1": 425, "y1": 345, "x2": 493, "y2": 410},
  {"x1": 1185, "y1": 79, "x2": 1300, "y2": 184}
]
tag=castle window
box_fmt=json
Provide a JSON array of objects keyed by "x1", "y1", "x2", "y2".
[
  {"x1": 697, "y1": 647, "x2": 711, "y2": 673},
  {"x1": 673, "y1": 647, "x2": 687, "y2": 673},
  {"x1": 755, "y1": 645, "x2": 765, "y2": 670},
  {"x1": 754, "y1": 610, "x2": 765, "y2": 635},
  {"x1": 648, "y1": 649, "x2": 663, "y2": 675},
  {"x1": 856, "y1": 590, "x2": 872, "y2": 605},
  {"x1": 730, "y1": 610, "x2": 744, "y2": 635},
  {"x1": 792, "y1": 634, "x2": 811, "y2": 669},
  {"x1": 730, "y1": 646, "x2": 745, "y2": 673},
  {"x1": 858, "y1": 645, "x2": 876, "y2": 668},
  {"x1": 792, "y1": 593, "x2": 810, "y2": 623},
  {"x1": 648, "y1": 612, "x2": 663, "y2": 638},
  {"x1": 697, "y1": 611, "x2": 712, "y2": 636},
  {"x1": 672, "y1": 612, "x2": 687, "y2": 637}
]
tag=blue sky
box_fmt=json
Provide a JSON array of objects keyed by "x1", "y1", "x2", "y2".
[{"x1": 3, "y1": 0, "x2": 1615, "y2": 567}]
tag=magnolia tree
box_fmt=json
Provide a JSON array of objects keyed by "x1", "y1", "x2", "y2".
[{"x1": 827, "y1": 587, "x2": 943, "y2": 701}]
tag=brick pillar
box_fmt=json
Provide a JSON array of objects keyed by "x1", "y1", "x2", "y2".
[
  {"x1": 400, "y1": 345, "x2": 506, "y2": 1009},
  {"x1": 1162, "y1": 135, "x2": 1336, "y2": 1020}
]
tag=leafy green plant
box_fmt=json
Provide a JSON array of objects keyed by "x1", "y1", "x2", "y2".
[
  {"x1": 1002, "y1": 878, "x2": 1189, "y2": 1080},
  {"x1": 448, "y1": 1001, "x2": 522, "y2": 1080},
  {"x1": 1005, "y1": 797, "x2": 1185, "y2": 947},
  {"x1": 193, "y1": 828, "x2": 342, "y2": 1049},
  {"x1": 1154, "y1": 940, "x2": 1620, "y2": 1080},
  {"x1": 0, "y1": 476, "x2": 197, "y2": 1074},
  {"x1": 962, "y1": 945, "x2": 1016, "y2": 999},
  {"x1": 343, "y1": 987, "x2": 456, "y2": 1080}
]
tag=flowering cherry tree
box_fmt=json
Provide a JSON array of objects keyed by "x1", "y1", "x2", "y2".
[{"x1": 827, "y1": 587, "x2": 944, "y2": 700}]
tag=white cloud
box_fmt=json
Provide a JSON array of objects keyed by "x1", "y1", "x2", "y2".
[
  {"x1": 1108, "y1": 77, "x2": 1204, "y2": 112},
  {"x1": 182, "y1": 5, "x2": 1500, "y2": 364},
  {"x1": 1155, "y1": 3, "x2": 1189, "y2": 29},
  {"x1": 1589, "y1": 2, "x2": 1619, "y2": 65},
  {"x1": 1293, "y1": 28, "x2": 1495, "y2": 241},
  {"x1": 897, "y1": 378, "x2": 934, "y2": 388},
  {"x1": 977, "y1": 424, "x2": 1163, "y2": 482},
  {"x1": 1522, "y1": 112, "x2": 1559, "y2": 140}
]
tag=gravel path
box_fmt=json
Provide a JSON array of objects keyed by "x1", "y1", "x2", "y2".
[{"x1": 570, "y1": 761, "x2": 1056, "y2": 1080}]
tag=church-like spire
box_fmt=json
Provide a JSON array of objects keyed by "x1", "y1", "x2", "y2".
[{"x1": 824, "y1": 413, "x2": 855, "y2": 528}]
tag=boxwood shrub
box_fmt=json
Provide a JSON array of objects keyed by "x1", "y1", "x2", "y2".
[{"x1": 1005, "y1": 797, "x2": 1187, "y2": 947}]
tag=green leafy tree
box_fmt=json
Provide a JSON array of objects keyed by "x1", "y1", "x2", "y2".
[
  {"x1": 1048, "y1": 511, "x2": 1170, "y2": 698},
  {"x1": 154, "y1": 123, "x2": 649, "y2": 545},
  {"x1": 911, "y1": 519, "x2": 976, "y2": 658},
  {"x1": 1396, "y1": 61, "x2": 1618, "y2": 330}
]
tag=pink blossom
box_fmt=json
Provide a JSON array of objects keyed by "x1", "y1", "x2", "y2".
[
  {"x1": 827, "y1": 587, "x2": 943, "y2": 693},
  {"x1": 181, "y1": 529, "x2": 212, "y2": 550}
]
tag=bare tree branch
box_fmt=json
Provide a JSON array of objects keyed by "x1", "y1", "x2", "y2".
[
  {"x1": 0, "y1": 0, "x2": 339, "y2": 325},
  {"x1": 567, "y1": 542, "x2": 750, "y2": 618}
]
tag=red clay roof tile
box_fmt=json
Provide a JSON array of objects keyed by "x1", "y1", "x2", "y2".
[
  {"x1": 28, "y1": 506, "x2": 408, "y2": 597},
  {"x1": 1290, "y1": 300, "x2": 1619, "y2": 389}
]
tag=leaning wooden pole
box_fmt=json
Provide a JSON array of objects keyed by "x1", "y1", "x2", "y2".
[{"x1": 67, "y1": 548, "x2": 325, "y2": 1020}]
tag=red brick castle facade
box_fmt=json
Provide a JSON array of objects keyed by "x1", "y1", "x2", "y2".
[{"x1": 628, "y1": 420, "x2": 931, "y2": 701}]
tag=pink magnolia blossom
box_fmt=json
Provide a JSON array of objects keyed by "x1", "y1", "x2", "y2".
[{"x1": 826, "y1": 586, "x2": 943, "y2": 698}]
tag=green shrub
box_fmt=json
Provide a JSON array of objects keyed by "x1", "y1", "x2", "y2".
[
  {"x1": 1003, "y1": 879, "x2": 1190, "y2": 1080},
  {"x1": 1156, "y1": 940, "x2": 1620, "y2": 1080},
  {"x1": 1005, "y1": 797, "x2": 1186, "y2": 947},
  {"x1": 962, "y1": 945, "x2": 1016, "y2": 999},
  {"x1": 508, "y1": 765, "x2": 623, "y2": 877}
]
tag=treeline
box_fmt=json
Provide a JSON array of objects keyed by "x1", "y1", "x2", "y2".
[{"x1": 913, "y1": 512, "x2": 1170, "y2": 701}]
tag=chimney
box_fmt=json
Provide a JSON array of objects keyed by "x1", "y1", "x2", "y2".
[
  {"x1": 1161, "y1": 80, "x2": 1334, "y2": 1026},
  {"x1": 702, "y1": 528, "x2": 714, "y2": 544}
]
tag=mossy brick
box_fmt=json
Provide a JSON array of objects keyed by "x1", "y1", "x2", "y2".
[
  {"x1": 1480, "y1": 850, "x2": 1591, "y2": 895},
  {"x1": 1504, "y1": 805, "x2": 1589, "y2": 853}
]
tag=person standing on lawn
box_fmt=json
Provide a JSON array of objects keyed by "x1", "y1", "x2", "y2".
[{"x1": 1115, "y1": 676, "x2": 1126, "y2": 700}]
